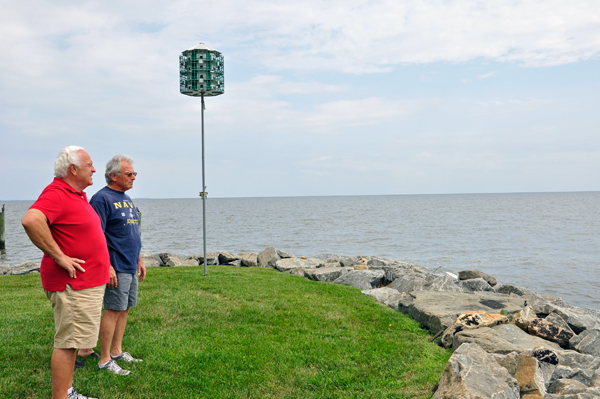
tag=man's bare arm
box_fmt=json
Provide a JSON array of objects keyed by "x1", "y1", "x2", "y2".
[{"x1": 21, "y1": 209, "x2": 86, "y2": 278}]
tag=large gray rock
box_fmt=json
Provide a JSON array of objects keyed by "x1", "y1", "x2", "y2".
[
  {"x1": 491, "y1": 351, "x2": 520, "y2": 376},
  {"x1": 159, "y1": 253, "x2": 199, "y2": 267},
  {"x1": 238, "y1": 253, "x2": 258, "y2": 267},
  {"x1": 525, "y1": 297, "x2": 600, "y2": 333},
  {"x1": 432, "y1": 343, "x2": 519, "y2": 399},
  {"x1": 218, "y1": 251, "x2": 239, "y2": 264},
  {"x1": 454, "y1": 324, "x2": 562, "y2": 354},
  {"x1": 141, "y1": 253, "x2": 162, "y2": 267},
  {"x1": 274, "y1": 258, "x2": 320, "y2": 272},
  {"x1": 332, "y1": 270, "x2": 385, "y2": 290},
  {"x1": 196, "y1": 252, "x2": 219, "y2": 265},
  {"x1": 257, "y1": 247, "x2": 280, "y2": 268},
  {"x1": 362, "y1": 287, "x2": 404, "y2": 310},
  {"x1": 458, "y1": 277, "x2": 494, "y2": 293},
  {"x1": 570, "y1": 329, "x2": 600, "y2": 357},
  {"x1": 0, "y1": 261, "x2": 40, "y2": 275},
  {"x1": 459, "y1": 270, "x2": 498, "y2": 287},
  {"x1": 555, "y1": 349, "x2": 600, "y2": 371},
  {"x1": 546, "y1": 312, "x2": 575, "y2": 334},
  {"x1": 397, "y1": 291, "x2": 526, "y2": 333},
  {"x1": 276, "y1": 250, "x2": 294, "y2": 259},
  {"x1": 494, "y1": 283, "x2": 538, "y2": 297},
  {"x1": 389, "y1": 274, "x2": 427, "y2": 293},
  {"x1": 422, "y1": 275, "x2": 462, "y2": 293},
  {"x1": 304, "y1": 267, "x2": 351, "y2": 283},
  {"x1": 548, "y1": 379, "x2": 588, "y2": 395},
  {"x1": 547, "y1": 366, "x2": 595, "y2": 387}
]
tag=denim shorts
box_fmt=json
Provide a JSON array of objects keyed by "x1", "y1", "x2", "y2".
[{"x1": 104, "y1": 271, "x2": 138, "y2": 311}]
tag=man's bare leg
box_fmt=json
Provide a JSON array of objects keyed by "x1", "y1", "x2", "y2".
[
  {"x1": 51, "y1": 348, "x2": 76, "y2": 399},
  {"x1": 99, "y1": 309, "x2": 122, "y2": 364},
  {"x1": 77, "y1": 348, "x2": 95, "y2": 357},
  {"x1": 110, "y1": 307, "x2": 130, "y2": 357}
]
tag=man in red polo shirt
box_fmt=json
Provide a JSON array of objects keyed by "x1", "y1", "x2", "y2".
[{"x1": 22, "y1": 145, "x2": 110, "y2": 399}]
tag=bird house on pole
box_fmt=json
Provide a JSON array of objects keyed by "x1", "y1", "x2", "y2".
[
  {"x1": 180, "y1": 42, "x2": 224, "y2": 97},
  {"x1": 179, "y1": 42, "x2": 224, "y2": 276}
]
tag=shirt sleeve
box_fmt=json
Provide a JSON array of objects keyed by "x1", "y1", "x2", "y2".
[
  {"x1": 90, "y1": 194, "x2": 109, "y2": 232},
  {"x1": 30, "y1": 187, "x2": 64, "y2": 224}
]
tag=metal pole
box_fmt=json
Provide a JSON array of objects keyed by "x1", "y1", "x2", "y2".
[
  {"x1": 0, "y1": 204, "x2": 5, "y2": 251},
  {"x1": 201, "y1": 93, "x2": 207, "y2": 276}
]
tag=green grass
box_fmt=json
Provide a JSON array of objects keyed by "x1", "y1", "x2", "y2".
[{"x1": 0, "y1": 266, "x2": 451, "y2": 398}]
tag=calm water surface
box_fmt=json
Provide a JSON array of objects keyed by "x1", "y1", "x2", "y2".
[{"x1": 2, "y1": 192, "x2": 599, "y2": 310}]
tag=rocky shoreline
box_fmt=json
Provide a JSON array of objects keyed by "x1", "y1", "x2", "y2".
[{"x1": 3, "y1": 248, "x2": 600, "y2": 398}]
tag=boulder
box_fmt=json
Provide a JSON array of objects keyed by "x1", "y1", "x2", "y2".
[
  {"x1": 332, "y1": 270, "x2": 385, "y2": 290},
  {"x1": 227, "y1": 259, "x2": 242, "y2": 267},
  {"x1": 238, "y1": 253, "x2": 258, "y2": 267},
  {"x1": 196, "y1": 252, "x2": 219, "y2": 265},
  {"x1": 218, "y1": 251, "x2": 239, "y2": 264},
  {"x1": 546, "y1": 312, "x2": 575, "y2": 334},
  {"x1": 396, "y1": 291, "x2": 526, "y2": 333},
  {"x1": 555, "y1": 349, "x2": 600, "y2": 371},
  {"x1": 546, "y1": 365, "x2": 595, "y2": 387},
  {"x1": 304, "y1": 267, "x2": 351, "y2": 283},
  {"x1": 522, "y1": 296, "x2": 600, "y2": 333},
  {"x1": 0, "y1": 261, "x2": 40, "y2": 275},
  {"x1": 362, "y1": 287, "x2": 404, "y2": 310},
  {"x1": 491, "y1": 351, "x2": 519, "y2": 375},
  {"x1": 422, "y1": 275, "x2": 462, "y2": 293},
  {"x1": 454, "y1": 324, "x2": 562, "y2": 354},
  {"x1": 515, "y1": 317, "x2": 575, "y2": 348},
  {"x1": 457, "y1": 277, "x2": 494, "y2": 293},
  {"x1": 494, "y1": 283, "x2": 537, "y2": 297},
  {"x1": 592, "y1": 370, "x2": 600, "y2": 388},
  {"x1": 459, "y1": 270, "x2": 497, "y2": 287},
  {"x1": 548, "y1": 379, "x2": 588, "y2": 395},
  {"x1": 428, "y1": 266, "x2": 459, "y2": 279},
  {"x1": 440, "y1": 311, "x2": 508, "y2": 349},
  {"x1": 257, "y1": 247, "x2": 280, "y2": 268},
  {"x1": 514, "y1": 354, "x2": 546, "y2": 397},
  {"x1": 274, "y1": 258, "x2": 320, "y2": 272},
  {"x1": 159, "y1": 253, "x2": 199, "y2": 267},
  {"x1": 432, "y1": 343, "x2": 519, "y2": 399},
  {"x1": 276, "y1": 250, "x2": 294, "y2": 259},
  {"x1": 141, "y1": 253, "x2": 162, "y2": 267},
  {"x1": 569, "y1": 329, "x2": 600, "y2": 357},
  {"x1": 389, "y1": 274, "x2": 428, "y2": 293}
]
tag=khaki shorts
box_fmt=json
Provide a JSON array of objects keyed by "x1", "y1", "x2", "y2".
[{"x1": 45, "y1": 284, "x2": 106, "y2": 349}]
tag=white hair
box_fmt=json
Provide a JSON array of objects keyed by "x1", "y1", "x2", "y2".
[
  {"x1": 54, "y1": 146, "x2": 85, "y2": 178},
  {"x1": 105, "y1": 154, "x2": 134, "y2": 184}
]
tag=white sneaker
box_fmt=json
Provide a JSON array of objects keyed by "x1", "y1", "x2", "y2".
[
  {"x1": 111, "y1": 351, "x2": 142, "y2": 362},
  {"x1": 68, "y1": 388, "x2": 98, "y2": 399},
  {"x1": 97, "y1": 359, "x2": 131, "y2": 375}
]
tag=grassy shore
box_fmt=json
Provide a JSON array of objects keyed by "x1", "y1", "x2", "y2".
[{"x1": 0, "y1": 266, "x2": 451, "y2": 398}]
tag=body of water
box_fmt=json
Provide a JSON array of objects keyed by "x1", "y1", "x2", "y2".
[{"x1": 2, "y1": 192, "x2": 599, "y2": 310}]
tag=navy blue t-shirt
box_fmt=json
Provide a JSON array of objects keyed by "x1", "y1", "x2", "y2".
[{"x1": 89, "y1": 186, "x2": 142, "y2": 273}]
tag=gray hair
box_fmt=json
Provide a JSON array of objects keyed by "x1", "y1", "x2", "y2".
[
  {"x1": 54, "y1": 146, "x2": 85, "y2": 178},
  {"x1": 105, "y1": 154, "x2": 134, "y2": 184}
]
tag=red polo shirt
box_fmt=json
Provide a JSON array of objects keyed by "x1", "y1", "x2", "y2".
[{"x1": 30, "y1": 178, "x2": 110, "y2": 291}]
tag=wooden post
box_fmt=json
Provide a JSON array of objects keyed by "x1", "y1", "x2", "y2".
[{"x1": 0, "y1": 204, "x2": 5, "y2": 250}]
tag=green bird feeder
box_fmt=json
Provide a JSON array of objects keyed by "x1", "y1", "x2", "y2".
[{"x1": 180, "y1": 42, "x2": 224, "y2": 276}]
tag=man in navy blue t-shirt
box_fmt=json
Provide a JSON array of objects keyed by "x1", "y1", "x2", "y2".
[{"x1": 78, "y1": 154, "x2": 146, "y2": 376}]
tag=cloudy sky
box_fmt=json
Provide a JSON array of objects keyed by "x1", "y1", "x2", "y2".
[{"x1": 1, "y1": 0, "x2": 599, "y2": 200}]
